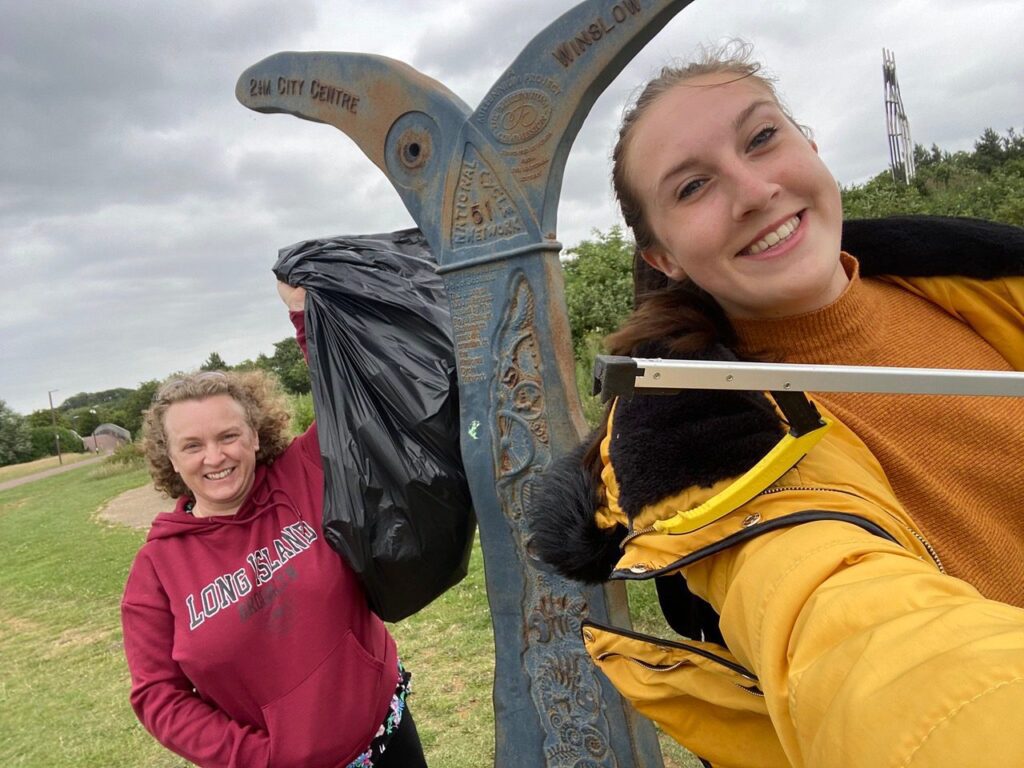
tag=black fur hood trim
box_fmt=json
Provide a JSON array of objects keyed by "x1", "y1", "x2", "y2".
[
  {"x1": 527, "y1": 442, "x2": 626, "y2": 584},
  {"x1": 527, "y1": 345, "x2": 786, "y2": 583},
  {"x1": 611, "y1": 344, "x2": 785, "y2": 517},
  {"x1": 843, "y1": 216, "x2": 1024, "y2": 279},
  {"x1": 611, "y1": 385, "x2": 784, "y2": 518}
]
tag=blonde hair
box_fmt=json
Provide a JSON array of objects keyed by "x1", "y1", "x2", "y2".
[{"x1": 142, "y1": 370, "x2": 293, "y2": 498}]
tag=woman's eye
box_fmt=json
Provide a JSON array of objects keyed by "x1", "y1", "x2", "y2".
[
  {"x1": 677, "y1": 178, "x2": 706, "y2": 199},
  {"x1": 749, "y1": 125, "x2": 778, "y2": 150},
  {"x1": 183, "y1": 443, "x2": 200, "y2": 452}
]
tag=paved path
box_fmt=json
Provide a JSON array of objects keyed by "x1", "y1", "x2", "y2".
[
  {"x1": 95, "y1": 483, "x2": 168, "y2": 530},
  {"x1": 0, "y1": 455, "x2": 108, "y2": 492}
]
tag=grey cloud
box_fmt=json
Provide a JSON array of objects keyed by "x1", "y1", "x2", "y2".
[{"x1": 3, "y1": 0, "x2": 1022, "y2": 415}]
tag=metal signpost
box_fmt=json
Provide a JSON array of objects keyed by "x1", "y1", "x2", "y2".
[{"x1": 237, "y1": 1, "x2": 700, "y2": 765}]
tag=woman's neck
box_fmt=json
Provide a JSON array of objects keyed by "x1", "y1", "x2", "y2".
[{"x1": 189, "y1": 499, "x2": 244, "y2": 518}]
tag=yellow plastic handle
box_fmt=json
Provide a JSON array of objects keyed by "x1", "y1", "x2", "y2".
[{"x1": 653, "y1": 418, "x2": 833, "y2": 535}]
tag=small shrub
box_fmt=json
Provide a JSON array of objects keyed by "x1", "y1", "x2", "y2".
[
  {"x1": 107, "y1": 441, "x2": 146, "y2": 468},
  {"x1": 88, "y1": 441, "x2": 146, "y2": 480},
  {"x1": 575, "y1": 332, "x2": 608, "y2": 429}
]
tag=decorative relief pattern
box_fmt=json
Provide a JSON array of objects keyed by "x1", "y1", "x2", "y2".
[
  {"x1": 489, "y1": 88, "x2": 552, "y2": 145},
  {"x1": 492, "y1": 272, "x2": 617, "y2": 767},
  {"x1": 475, "y1": 71, "x2": 561, "y2": 185}
]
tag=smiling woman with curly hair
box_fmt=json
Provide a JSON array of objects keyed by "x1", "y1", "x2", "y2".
[
  {"x1": 121, "y1": 282, "x2": 426, "y2": 768},
  {"x1": 141, "y1": 369, "x2": 292, "y2": 501}
]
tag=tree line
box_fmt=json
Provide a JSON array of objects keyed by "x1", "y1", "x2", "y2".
[
  {"x1": 2, "y1": 126, "x2": 1020, "y2": 466},
  {"x1": 0, "y1": 339, "x2": 311, "y2": 467}
]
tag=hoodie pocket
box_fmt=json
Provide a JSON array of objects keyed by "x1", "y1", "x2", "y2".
[{"x1": 262, "y1": 630, "x2": 386, "y2": 768}]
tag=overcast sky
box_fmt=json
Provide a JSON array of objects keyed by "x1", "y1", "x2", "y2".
[{"x1": 2, "y1": 0, "x2": 1021, "y2": 416}]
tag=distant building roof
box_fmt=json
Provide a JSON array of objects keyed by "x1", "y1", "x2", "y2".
[{"x1": 93, "y1": 423, "x2": 131, "y2": 442}]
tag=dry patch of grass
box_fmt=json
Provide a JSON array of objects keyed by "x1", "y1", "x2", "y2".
[
  {"x1": 43, "y1": 626, "x2": 120, "y2": 660},
  {"x1": 0, "y1": 453, "x2": 96, "y2": 483},
  {"x1": 0, "y1": 610, "x2": 43, "y2": 641}
]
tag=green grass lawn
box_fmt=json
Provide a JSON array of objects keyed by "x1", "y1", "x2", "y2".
[{"x1": 0, "y1": 462, "x2": 699, "y2": 767}]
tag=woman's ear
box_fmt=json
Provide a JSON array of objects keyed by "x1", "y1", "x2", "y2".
[{"x1": 640, "y1": 245, "x2": 687, "y2": 282}]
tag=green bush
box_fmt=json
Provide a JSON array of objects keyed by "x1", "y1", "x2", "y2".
[
  {"x1": 841, "y1": 128, "x2": 1024, "y2": 226},
  {"x1": 27, "y1": 426, "x2": 84, "y2": 460},
  {"x1": 290, "y1": 392, "x2": 315, "y2": 434},
  {"x1": 562, "y1": 226, "x2": 635, "y2": 359},
  {"x1": 89, "y1": 441, "x2": 147, "y2": 480},
  {"x1": 0, "y1": 399, "x2": 32, "y2": 466}
]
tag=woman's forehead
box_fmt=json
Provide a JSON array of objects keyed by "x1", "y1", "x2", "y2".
[
  {"x1": 642, "y1": 73, "x2": 779, "y2": 133},
  {"x1": 164, "y1": 394, "x2": 248, "y2": 434},
  {"x1": 625, "y1": 75, "x2": 781, "y2": 185}
]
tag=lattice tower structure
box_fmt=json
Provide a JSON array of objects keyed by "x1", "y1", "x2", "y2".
[{"x1": 883, "y1": 48, "x2": 915, "y2": 184}]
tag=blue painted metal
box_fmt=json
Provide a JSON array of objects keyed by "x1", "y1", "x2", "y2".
[{"x1": 238, "y1": 2, "x2": 698, "y2": 765}]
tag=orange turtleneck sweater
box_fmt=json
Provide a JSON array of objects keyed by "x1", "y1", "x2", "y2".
[{"x1": 732, "y1": 255, "x2": 1024, "y2": 607}]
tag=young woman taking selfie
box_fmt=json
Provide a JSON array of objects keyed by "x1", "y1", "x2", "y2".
[{"x1": 530, "y1": 43, "x2": 1024, "y2": 768}]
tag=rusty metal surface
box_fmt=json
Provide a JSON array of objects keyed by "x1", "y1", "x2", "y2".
[{"x1": 238, "y1": 2, "x2": 699, "y2": 765}]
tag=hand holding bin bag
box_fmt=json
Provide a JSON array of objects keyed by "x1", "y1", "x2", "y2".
[{"x1": 273, "y1": 228, "x2": 476, "y2": 622}]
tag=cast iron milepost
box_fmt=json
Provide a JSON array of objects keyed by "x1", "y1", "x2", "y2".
[{"x1": 238, "y1": 2, "x2": 697, "y2": 765}]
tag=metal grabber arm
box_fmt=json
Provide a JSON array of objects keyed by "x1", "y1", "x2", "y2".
[{"x1": 237, "y1": 3, "x2": 699, "y2": 765}]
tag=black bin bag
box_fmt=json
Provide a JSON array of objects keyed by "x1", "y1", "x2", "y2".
[{"x1": 273, "y1": 228, "x2": 476, "y2": 622}]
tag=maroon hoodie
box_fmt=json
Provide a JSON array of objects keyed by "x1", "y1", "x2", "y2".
[{"x1": 121, "y1": 318, "x2": 397, "y2": 768}]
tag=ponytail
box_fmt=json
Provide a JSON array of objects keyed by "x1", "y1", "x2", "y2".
[{"x1": 607, "y1": 248, "x2": 736, "y2": 358}]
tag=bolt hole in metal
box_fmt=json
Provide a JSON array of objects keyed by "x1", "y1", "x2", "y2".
[
  {"x1": 397, "y1": 128, "x2": 430, "y2": 170},
  {"x1": 384, "y1": 112, "x2": 439, "y2": 184}
]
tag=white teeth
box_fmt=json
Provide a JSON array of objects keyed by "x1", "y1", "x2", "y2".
[
  {"x1": 206, "y1": 468, "x2": 232, "y2": 480},
  {"x1": 745, "y1": 215, "x2": 800, "y2": 255}
]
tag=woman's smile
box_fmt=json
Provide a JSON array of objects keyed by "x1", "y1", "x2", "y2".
[{"x1": 738, "y1": 212, "x2": 803, "y2": 258}]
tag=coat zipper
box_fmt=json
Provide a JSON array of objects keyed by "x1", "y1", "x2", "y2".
[
  {"x1": 593, "y1": 653, "x2": 765, "y2": 697},
  {"x1": 622, "y1": 486, "x2": 944, "y2": 574},
  {"x1": 758, "y1": 485, "x2": 946, "y2": 573},
  {"x1": 583, "y1": 620, "x2": 759, "y2": 681}
]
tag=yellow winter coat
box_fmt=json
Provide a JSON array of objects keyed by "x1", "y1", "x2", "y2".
[
  {"x1": 531, "y1": 267, "x2": 1024, "y2": 768},
  {"x1": 586, "y1": 400, "x2": 1024, "y2": 767}
]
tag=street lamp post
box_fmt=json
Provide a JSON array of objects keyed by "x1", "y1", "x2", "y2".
[{"x1": 47, "y1": 389, "x2": 62, "y2": 466}]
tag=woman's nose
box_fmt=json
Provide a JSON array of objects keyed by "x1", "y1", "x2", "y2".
[
  {"x1": 202, "y1": 444, "x2": 225, "y2": 464},
  {"x1": 730, "y1": 165, "x2": 780, "y2": 219}
]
